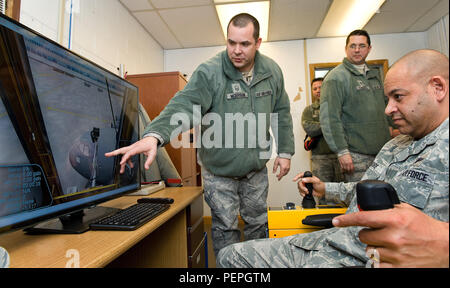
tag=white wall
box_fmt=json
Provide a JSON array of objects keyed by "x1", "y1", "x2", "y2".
[
  {"x1": 165, "y1": 31, "x2": 429, "y2": 215},
  {"x1": 259, "y1": 41, "x2": 311, "y2": 208},
  {"x1": 164, "y1": 46, "x2": 223, "y2": 78},
  {"x1": 19, "y1": 0, "x2": 61, "y2": 41},
  {"x1": 306, "y1": 32, "x2": 427, "y2": 76},
  {"x1": 20, "y1": 0, "x2": 164, "y2": 75}
]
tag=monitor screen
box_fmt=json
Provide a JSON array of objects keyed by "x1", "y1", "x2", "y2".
[{"x1": 0, "y1": 14, "x2": 140, "y2": 234}]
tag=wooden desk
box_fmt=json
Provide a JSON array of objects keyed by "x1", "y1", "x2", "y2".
[{"x1": 0, "y1": 187, "x2": 203, "y2": 268}]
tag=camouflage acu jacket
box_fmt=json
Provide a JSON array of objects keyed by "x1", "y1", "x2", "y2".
[
  {"x1": 290, "y1": 118, "x2": 449, "y2": 267},
  {"x1": 301, "y1": 101, "x2": 334, "y2": 155}
]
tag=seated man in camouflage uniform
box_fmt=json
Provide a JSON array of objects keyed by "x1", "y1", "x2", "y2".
[{"x1": 217, "y1": 49, "x2": 449, "y2": 268}]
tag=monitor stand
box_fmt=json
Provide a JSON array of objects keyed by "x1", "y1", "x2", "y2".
[{"x1": 24, "y1": 206, "x2": 120, "y2": 234}]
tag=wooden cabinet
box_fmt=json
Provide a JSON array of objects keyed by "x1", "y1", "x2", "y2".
[
  {"x1": 186, "y1": 194, "x2": 206, "y2": 267},
  {"x1": 126, "y1": 72, "x2": 200, "y2": 186}
]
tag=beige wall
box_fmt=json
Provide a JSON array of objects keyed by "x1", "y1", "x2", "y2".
[{"x1": 20, "y1": 0, "x2": 164, "y2": 75}]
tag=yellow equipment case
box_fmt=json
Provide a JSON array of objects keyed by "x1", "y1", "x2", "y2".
[{"x1": 268, "y1": 204, "x2": 347, "y2": 238}]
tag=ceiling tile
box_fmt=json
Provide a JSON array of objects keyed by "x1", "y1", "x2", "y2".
[
  {"x1": 364, "y1": 0, "x2": 440, "y2": 34},
  {"x1": 150, "y1": 0, "x2": 213, "y2": 9},
  {"x1": 407, "y1": 0, "x2": 449, "y2": 31},
  {"x1": 120, "y1": 0, "x2": 154, "y2": 12},
  {"x1": 134, "y1": 11, "x2": 182, "y2": 49},
  {"x1": 159, "y1": 5, "x2": 225, "y2": 48},
  {"x1": 124, "y1": 0, "x2": 448, "y2": 49},
  {"x1": 269, "y1": 0, "x2": 330, "y2": 41}
]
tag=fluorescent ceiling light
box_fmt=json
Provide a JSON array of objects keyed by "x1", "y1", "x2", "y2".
[
  {"x1": 215, "y1": 1, "x2": 270, "y2": 42},
  {"x1": 214, "y1": 0, "x2": 249, "y2": 3},
  {"x1": 317, "y1": 0, "x2": 385, "y2": 37}
]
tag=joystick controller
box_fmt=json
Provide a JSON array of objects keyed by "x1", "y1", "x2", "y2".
[
  {"x1": 269, "y1": 170, "x2": 347, "y2": 236},
  {"x1": 356, "y1": 180, "x2": 400, "y2": 211},
  {"x1": 302, "y1": 171, "x2": 316, "y2": 208}
]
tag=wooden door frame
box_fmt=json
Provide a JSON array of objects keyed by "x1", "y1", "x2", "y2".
[
  {"x1": 309, "y1": 59, "x2": 389, "y2": 84},
  {"x1": 5, "y1": 0, "x2": 21, "y2": 21}
]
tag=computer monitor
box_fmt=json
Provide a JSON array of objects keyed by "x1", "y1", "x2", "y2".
[{"x1": 0, "y1": 14, "x2": 140, "y2": 234}]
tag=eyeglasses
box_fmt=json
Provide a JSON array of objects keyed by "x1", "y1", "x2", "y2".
[{"x1": 348, "y1": 44, "x2": 369, "y2": 50}]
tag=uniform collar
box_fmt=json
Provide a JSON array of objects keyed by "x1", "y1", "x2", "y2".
[
  {"x1": 312, "y1": 100, "x2": 320, "y2": 109},
  {"x1": 395, "y1": 118, "x2": 449, "y2": 162},
  {"x1": 343, "y1": 58, "x2": 365, "y2": 75},
  {"x1": 242, "y1": 66, "x2": 254, "y2": 86},
  {"x1": 412, "y1": 117, "x2": 449, "y2": 151},
  {"x1": 222, "y1": 50, "x2": 271, "y2": 84},
  {"x1": 343, "y1": 58, "x2": 381, "y2": 81}
]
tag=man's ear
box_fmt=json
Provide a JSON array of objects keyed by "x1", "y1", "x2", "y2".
[
  {"x1": 429, "y1": 76, "x2": 448, "y2": 102},
  {"x1": 255, "y1": 37, "x2": 262, "y2": 50}
]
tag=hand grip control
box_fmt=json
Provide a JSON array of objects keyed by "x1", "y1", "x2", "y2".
[
  {"x1": 302, "y1": 171, "x2": 316, "y2": 209},
  {"x1": 356, "y1": 180, "x2": 400, "y2": 211}
]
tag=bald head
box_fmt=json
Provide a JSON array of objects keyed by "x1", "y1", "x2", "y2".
[
  {"x1": 384, "y1": 49, "x2": 449, "y2": 139},
  {"x1": 388, "y1": 49, "x2": 449, "y2": 84}
]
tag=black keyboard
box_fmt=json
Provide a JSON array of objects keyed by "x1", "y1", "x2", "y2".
[{"x1": 90, "y1": 202, "x2": 170, "y2": 231}]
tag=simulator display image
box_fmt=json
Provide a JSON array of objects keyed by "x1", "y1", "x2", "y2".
[{"x1": 0, "y1": 14, "x2": 140, "y2": 233}]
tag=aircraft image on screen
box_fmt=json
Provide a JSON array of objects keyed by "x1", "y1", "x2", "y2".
[{"x1": 26, "y1": 52, "x2": 123, "y2": 194}]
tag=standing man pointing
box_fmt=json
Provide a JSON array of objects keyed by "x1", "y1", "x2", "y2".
[{"x1": 106, "y1": 13, "x2": 295, "y2": 256}]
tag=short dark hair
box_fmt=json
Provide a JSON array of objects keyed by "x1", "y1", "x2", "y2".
[
  {"x1": 346, "y1": 29, "x2": 371, "y2": 47},
  {"x1": 311, "y1": 77, "x2": 324, "y2": 86},
  {"x1": 227, "y1": 13, "x2": 260, "y2": 41}
]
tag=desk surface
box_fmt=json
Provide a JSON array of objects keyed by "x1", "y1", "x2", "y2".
[{"x1": 0, "y1": 186, "x2": 203, "y2": 268}]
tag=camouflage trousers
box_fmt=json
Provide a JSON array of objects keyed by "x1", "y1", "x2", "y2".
[
  {"x1": 202, "y1": 167, "x2": 269, "y2": 257},
  {"x1": 216, "y1": 233, "x2": 363, "y2": 268},
  {"x1": 311, "y1": 154, "x2": 343, "y2": 182},
  {"x1": 311, "y1": 154, "x2": 343, "y2": 205},
  {"x1": 343, "y1": 152, "x2": 375, "y2": 182}
]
